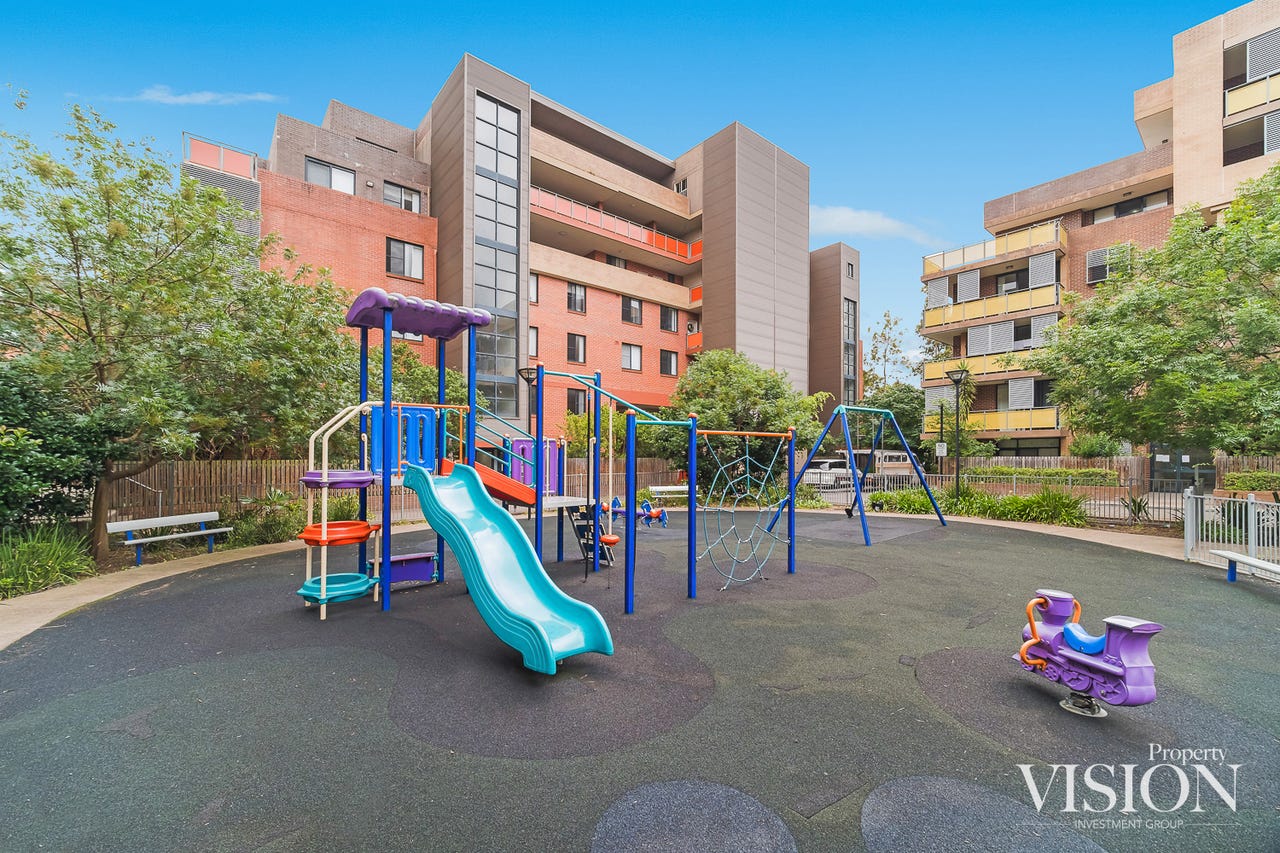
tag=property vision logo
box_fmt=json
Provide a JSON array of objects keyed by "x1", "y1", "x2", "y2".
[{"x1": 1018, "y1": 743, "x2": 1242, "y2": 832}]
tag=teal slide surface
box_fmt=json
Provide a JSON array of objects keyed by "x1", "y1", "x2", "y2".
[{"x1": 403, "y1": 464, "x2": 613, "y2": 675}]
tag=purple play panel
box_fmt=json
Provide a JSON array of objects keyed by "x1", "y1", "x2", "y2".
[
  {"x1": 300, "y1": 469, "x2": 375, "y2": 490},
  {"x1": 346, "y1": 288, "x2": 491, "y2": 341},
  {"x1": 508, "y1": 439, "x2": 557, "y2": 490},
  {"x1": 385, "y1": 552, "x2": 436, "y2": 584}
]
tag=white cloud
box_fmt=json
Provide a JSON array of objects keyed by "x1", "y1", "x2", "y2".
[
  {"x1": 810, "y1": 204, "x2": 940, "y2": 246},
  {"x1": 112, "y1": 85, "x2": 282, "y2": 106}
]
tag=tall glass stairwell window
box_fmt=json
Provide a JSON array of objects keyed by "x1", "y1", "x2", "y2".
[{"x1": 474, "y1": 94, "x2": 521, "y2": 418}]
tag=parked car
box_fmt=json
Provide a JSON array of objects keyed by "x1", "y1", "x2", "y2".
[{"x1": 802, "y1": 458, "x2": 852, "y2": 487}]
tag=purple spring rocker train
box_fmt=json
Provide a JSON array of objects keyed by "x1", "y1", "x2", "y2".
[{"x1": 1016, "y1": 589, "x2": 1163, "y2": 718}]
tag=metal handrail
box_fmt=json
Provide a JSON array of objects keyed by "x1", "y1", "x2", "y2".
[{"x1": 529, "y1": 185, "x2": 702, "y2": 261}]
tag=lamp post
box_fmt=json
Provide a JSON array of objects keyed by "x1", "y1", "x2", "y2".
[{"x1": 945, "y1": 368, "x2": 969, "y2": 499}]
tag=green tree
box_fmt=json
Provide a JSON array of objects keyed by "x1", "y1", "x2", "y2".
[
  {"x1": 864, "y1": 310, "x2": 911, "y2": 392},
  {"x1": 654, "y1": 349, "x2": 829, "y2": 486},
  {"x1": 0, "y1": 105, "x2": 357, "y2": 559},
  {"x1": 1027, "y1": 162, "x2": 1280, "y2": 453},
  {"x1": 858, "y1": 382, "x2": 925, "y2": 451}
]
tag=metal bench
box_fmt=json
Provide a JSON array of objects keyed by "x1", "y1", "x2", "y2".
[
  {"x1": 106, "y1": 511, "x2": 234, "y2": 566},
  {"x1": 647, "y1": 485, "x2": 686, "y2": 503},
  {"x1": 1208, "y1": 549, "x2": 1280, "y2": 584}
]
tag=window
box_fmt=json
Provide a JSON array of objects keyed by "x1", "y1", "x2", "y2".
[
  {"x1": 305, "y1": 158, "x2": 355, "y2": 194},
  {"x1": 566, "y1": 388, "x2": 587, "y2": 416},
  {"x1": 621, "y1": 343, "x2": 642, "y2": 371},
  {"x1": 476, "y1": 316, "x2": 518, "y2": 383},
  {"x1": 386, "y1": 238, "x2": 424, "y2": 279},
  {"x1": 606, "y1": 254, "x2": 627, "y2": 269},
  {"x1": 567, "y1": 333, "x2": 586, "y2": 363},
  {"x1": 674, "y1": 177, "x2": 687, "y2": 196},
  {"x1": 843, "y1": 378, "x2": 859, "y2": 407},
  {"x1": 846, "y1": 262, "x2": 855, "y2": 279},
  {"x1": 1086, "y1": 245, "x2": 1131, "y2": 285},
  {"x1": 383, "y1": 182, "x2": 420, "y2": 213},
  {"x1": 473, "y1": 244, "x2": 518, "y2": 312},
  {"x1": 842, "y1": 298, "x2": 857, "y2": 343},
  {"x1": 997, "y1": 271, "x2": 1028, "y2": 294},
  {"x1": 567, "y1": 282, "x2": 586, "y2": 313},
  {"x1": 474, "y1": 172, "x2": 518, "y2": 247},
  {"x1": 660, "y1": 305, "x2": 679, "y2": 332},
  {"x1": 529, "y1": 326, "x2": 538, "y2": 358},
  {"x1": 1034, "y1": 379, "x2": 1054, "y2": 408},
  {"x1": 1089, "y1": 190, "x2": 1170, "y2": 224},
  {"x1": 1013, "y1": 320, "x2": 1032, "y2": 343},
  {"x1": 660, "y1": 349, "x2": 678, "y2": 376},
  {"x1": 529, "y1": 273, "x2": 539, "y2": 304},
  {"x1": 621, "y1": 296, "x2": 642, "y2": 325},
  {"x1": 476, "y1": 93, "x2": 519, "y2": 180}
]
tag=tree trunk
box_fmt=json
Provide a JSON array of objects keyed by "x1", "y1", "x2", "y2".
[{"x1": 90, "y1": 457, "x2": 162, "y2": 564}]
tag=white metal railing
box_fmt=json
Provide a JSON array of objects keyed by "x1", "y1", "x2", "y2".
[
  {"x1": 923, "y1": 220, "x2": 1062, "y2": 275},
  {"x1": 1184, "y1": 488, "x2": 1280, "y2": 568}
]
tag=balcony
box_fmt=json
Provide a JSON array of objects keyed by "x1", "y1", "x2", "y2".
[
  {"x1": 925, "y1": 407, "x2": 1060, "y2": 434},
  {"x1": 923, "y1": 220, "x2": 1062, "y2": 276},
  {"x1": 687, "y1": 331, "x2": 703, "y2": 353},
  {"x1": 923, "y1": 285, "x2": 1059, "y2": 329},
  {"x1": 529, "y1": 186, "x2": 702, "y2": 264},
  {"x1": 183, "y1": 133, "x2": 256, "y2": 179},
  {"x1": 690, "y1": 285, "x2": 703, "y2": 306},
  {"x1": 1225, "y1": 72, "x2": 1280, "y2": 116},
  {"x1": 923, "y1": 351, "x2": 1031, "y2": 381}
]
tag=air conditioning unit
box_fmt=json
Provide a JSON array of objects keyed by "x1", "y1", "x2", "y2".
[{"x1": 687, "y1": 322, "x2": 698, "y2": 333}]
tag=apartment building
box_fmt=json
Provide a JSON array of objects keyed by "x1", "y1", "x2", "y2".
[
  {"x1": 183, "y1": 55, "x2": 860, "y2": 438},
  {"x1": 919, "y1": 0, "x2": 1280, "y2": 456}
]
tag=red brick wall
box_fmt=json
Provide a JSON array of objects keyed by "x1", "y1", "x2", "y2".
[
  {"x1": 1061, "y1": 206, "x2": 1175, "y2": 299},
  {"x1": 529, "y1": 273, "x2": 689, "y2": 436},
  {"x1": 259, "y1": 169, "x2": 440, "y2": 365}
]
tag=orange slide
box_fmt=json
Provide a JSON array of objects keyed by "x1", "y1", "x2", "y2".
[{"x1": 438, "y1": 458, "x2": 536, "y2": 507}]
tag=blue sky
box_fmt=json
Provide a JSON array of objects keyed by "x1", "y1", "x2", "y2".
[{"x1": 1, "y1": 1, "x2": 1241, "y2": 367}]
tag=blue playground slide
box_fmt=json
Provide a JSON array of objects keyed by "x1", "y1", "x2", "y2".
[{"x1": 403, "y1": 463, "x2": 613, "y2": 675}]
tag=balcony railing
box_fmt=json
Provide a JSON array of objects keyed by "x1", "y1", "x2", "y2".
[
  {"x1": 925, "y1": 407, "x2": 1059, "y2": 434},
  {"x1": 923, "y1": 284, "x2": 1059, "y2": 328},
  {"x1": 923, "y1": 351, "x2": 1030, "y2": 381},
  {"x1": 690, "y1": 285, "x2": 703, "y2": 304},
  {"x1": 923, "y1": 220, "x2": 1062, "y2": 276},
  {"x1": 183, "y1": 132, "x2": 257, "y2": 179},
  {"x1": 1225, "y1": 72, "x2": 1280, "y2": 116},
  {"x1": 687, "y1": 331, "x2": 703, "y2": 353},
  {"x1": 529, "y1": 186, "x2": 702, "y2": 263}
]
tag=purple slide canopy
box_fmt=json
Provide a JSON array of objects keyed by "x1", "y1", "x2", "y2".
[{"x1": 346, "y1": 287, "x2": 492, "y2": 341}]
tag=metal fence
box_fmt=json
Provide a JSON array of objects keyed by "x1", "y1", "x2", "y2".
[
  {"x1": 1183, "y1": 489, "x2": 1280, "y2": 569},
  {"x1": 809, "y1": 473, "x2": 1190, "y2": 523}
]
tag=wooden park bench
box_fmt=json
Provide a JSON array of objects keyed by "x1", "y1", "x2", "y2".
[
  {"x1": 106, "y1": 511, "x2": 234, "y2": 566},
  {"x1": 1208, "y1": 549, "x2": 1280, "y2": 584}
]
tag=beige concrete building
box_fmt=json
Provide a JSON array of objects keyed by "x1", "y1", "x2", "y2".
[{"x1": 919, "y1": 0, "x2": 1280, "y2": 456}]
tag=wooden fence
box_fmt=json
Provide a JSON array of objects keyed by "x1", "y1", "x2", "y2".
[{"x1": 108, "y1": 457, "x2": 680, "y2": 521}]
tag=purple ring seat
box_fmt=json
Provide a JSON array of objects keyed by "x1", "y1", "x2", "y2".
[{"x1": 300, "y1": 469, "x2": 375, "y2": 490}]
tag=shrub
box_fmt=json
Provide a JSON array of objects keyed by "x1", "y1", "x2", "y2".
[
  {"x1": 0, "y1": 525, "x2": 95, "y2": 598},
  {"x1": 1068, "y1": 433, "x2": 1122, "y2": 458},
  {"x1": 866, "y1": 489, "x2": 936, "y2": 515},
  {"x1": 794, "y1": 483, "x2": 830, "y2": 510},
  {"x1": 966, "y1": 465, "x2": 1118, "y2": 485},
  {"x1": 1018, "y1": 487, "x2": 1088, "y2": 527},
  {"x1": 1222, "y1": 470, "x2": 1280, "y2": 492}
]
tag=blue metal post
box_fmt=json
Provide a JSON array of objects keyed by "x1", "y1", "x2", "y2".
[
  {"x1": 592, "y1": 372, "x2": 602, "y2": 574},
  {"x1": 557, "y1": 438, "x2": 566, "y2": 563},
  {"x1": 887, "y1": 413, "x2": 946, "y2": 526},
  {"x1": 436, "y1": 337, "x2": 447, "y2": 580},
  {"x1": 841, "y1": 410, "x2": 872, "y2": 546},
  {"x1": 535, "y1": 363, "x2": 545, "y2": 562},
  {"x1": 380, "y1": 308, "x2": 394, "y2": 608},
  {"x1": 625, "y1": 410, "x2": 637, "y2": 614},
  {"x1": 502, "y1": 436, "x2": 513, "y2": 476},
  {"x1": 466, "y1": 325, "x2": 477, "y2": 465},
  {"x1": 788, "y1": 427, "x2": 796, "y2": 574},
  {"x1": 688, "y1": 413, "x2": 698, "y2": 599}
]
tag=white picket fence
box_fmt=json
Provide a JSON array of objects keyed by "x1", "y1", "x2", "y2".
[{"x1": 1183, "y1": 488, "x2": 1280, "y2": 569}]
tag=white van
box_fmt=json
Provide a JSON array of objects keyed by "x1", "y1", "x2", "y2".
[{"x1": 801, "y1": 458, "x2": 851, "y2": 487}]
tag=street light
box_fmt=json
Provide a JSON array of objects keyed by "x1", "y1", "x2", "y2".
[{"x1": 945, "y1": 368, "x2": 970, "y2": 499}]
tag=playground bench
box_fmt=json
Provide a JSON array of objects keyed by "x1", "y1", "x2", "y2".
[
  {"x1": 106, "y1": 512, "x2": 233, "y2": 566},
  {"x1": 1208, "y1": 549, "x2": 1280, "y2": 584},
  {"x1": 647, "y1": 485, "x2": 686, "y2": 503}
]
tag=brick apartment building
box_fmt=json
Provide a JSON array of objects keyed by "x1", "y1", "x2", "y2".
[
  {"x1": 183, "y1": 55, "x2": 861, "y2": 439},
  {"x1": 919, "y1": 0, "x2": 1280, "y2": 456}
]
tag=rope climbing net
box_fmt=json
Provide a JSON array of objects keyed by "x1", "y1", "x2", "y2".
[{"x1": 698, "y1": 431, "x2": 791, "y2": 589}]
